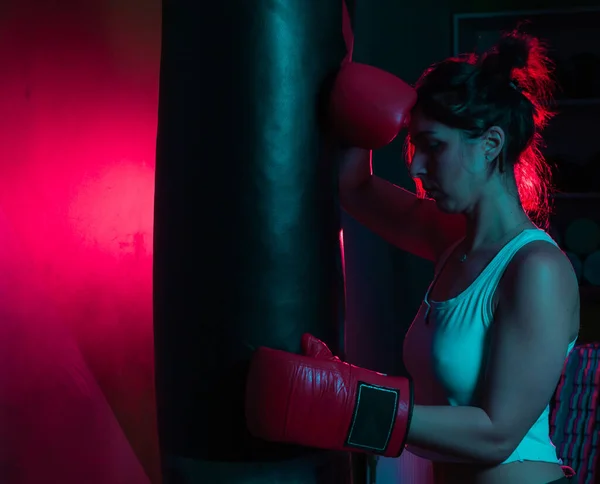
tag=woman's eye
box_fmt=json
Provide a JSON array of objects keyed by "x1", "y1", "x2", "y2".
[
  {"x1": 415, "y1": 140, "x2": 441, "y2": 152},
  {"x1": 412, "y1": 141, "x2": 442, "y2": 156}
]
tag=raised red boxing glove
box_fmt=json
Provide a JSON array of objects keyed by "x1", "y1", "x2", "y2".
[
  {"x1": 245, "y1": 334, "x2": 413, "y2": 457},
  {"x1": 329, "y1": 62, "x2": 417, "y2": 150}
]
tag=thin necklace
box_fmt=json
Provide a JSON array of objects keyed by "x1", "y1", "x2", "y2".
[{"x1": 458, "y1": 221, "x2": 532, "y2": 263}]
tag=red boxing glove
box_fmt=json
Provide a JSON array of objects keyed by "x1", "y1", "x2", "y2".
[
  {"x1": 329, "y1": 62, "x2": 417, "y2": 150},
  {"x1": 245, "y1": 334, "x2": 413, "y2": 457}
]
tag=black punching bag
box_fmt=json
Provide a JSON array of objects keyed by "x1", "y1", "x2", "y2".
[{"x1": 153, "y1": 1, "x2": 350, "y2": 482}]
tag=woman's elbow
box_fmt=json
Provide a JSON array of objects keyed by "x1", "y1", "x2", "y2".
[{"x1": 486, "y1": 436, "x2": 518, "y2": 466}]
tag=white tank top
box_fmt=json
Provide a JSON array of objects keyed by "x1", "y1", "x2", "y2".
[{"x1": 403, "y1": 228, "x2": 577, "y2": 464}]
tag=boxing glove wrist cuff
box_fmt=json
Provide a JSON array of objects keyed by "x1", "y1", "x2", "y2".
[{"x1": 345, "y1": 377, "x2": 414, "y2": 457}]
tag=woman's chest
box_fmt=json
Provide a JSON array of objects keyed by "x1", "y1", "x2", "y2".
[
  {"x1": 429, "y1": 249, "x2": 500, "y2": 303},
  {"x1": 404, "y1": 303, "x2": 491, "y2": 405}
]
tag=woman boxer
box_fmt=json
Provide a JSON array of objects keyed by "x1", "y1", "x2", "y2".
[{"x1": 339, "y1": 31, "x2": 579, "y2": 483}]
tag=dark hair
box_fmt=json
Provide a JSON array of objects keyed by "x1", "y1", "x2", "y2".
[{"x1": 406, "y1": 29, "x2": 556, "y2": 228}]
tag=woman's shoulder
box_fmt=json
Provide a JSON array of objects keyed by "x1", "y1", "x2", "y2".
[
  {"x1": 494, "y1": 237, "x2": 580, "y2": 342},
  {"x1": 501, "y1": 238, "x2": 579, "y2": 312},
  {"x1": 512, "y1": 235, "x2": 570, "y2": 268}
]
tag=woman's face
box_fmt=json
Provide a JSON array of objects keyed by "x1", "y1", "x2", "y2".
[{"x1": 407, "y1": 108, "x2": 502, "y2": 214}]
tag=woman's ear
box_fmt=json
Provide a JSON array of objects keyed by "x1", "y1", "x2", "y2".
[{"x1": 483, "y1": 126, "x2": 505, "y2": 162}]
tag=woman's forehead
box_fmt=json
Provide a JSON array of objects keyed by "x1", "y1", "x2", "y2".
[{"x1": 408, "y1": 113, "x2": 452, "y2": 138}]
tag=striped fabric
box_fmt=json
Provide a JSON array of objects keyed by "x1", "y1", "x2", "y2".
[{"x1": 550, "y1": 344, "x2": 600, "y2": 484}]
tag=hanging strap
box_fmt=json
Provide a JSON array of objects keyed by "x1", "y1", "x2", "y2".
[{"x1": 341, "y1": 0, "x2": 354, "y2": 65}]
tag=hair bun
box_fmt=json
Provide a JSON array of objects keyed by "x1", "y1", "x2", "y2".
[
  {"x1": 496, "y1": 31, "x2": 530, "y2": 71},
  {"x1": 479, "y1": 28, "x2": 556, "y2": 132},
  {"x1": 480, "y1": 30, "x2": 533, "y2": 82}
]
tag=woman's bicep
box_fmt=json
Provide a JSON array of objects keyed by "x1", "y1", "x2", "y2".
[
  {"x1": 481, "y1": 245, "x2": 579, "y2": 458},
  {"x1": 341, "y1": 176, "x2": 465, "y2": 261}
]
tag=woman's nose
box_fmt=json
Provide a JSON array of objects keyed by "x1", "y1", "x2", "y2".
[{"x1": 408, "y1": 153, "x2": 427, "y2": 180}]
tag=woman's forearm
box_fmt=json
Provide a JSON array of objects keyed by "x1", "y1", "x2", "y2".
[
  {"x1": 406, "y1": 405, "x2": 510, "y2": 465},
  {"x1": 338, "y1": 147, "x2": 372, "y2": 192}
]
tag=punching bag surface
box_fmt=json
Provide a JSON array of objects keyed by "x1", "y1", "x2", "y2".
[{"x1": 154, "y1": 1, "x2": 348, "y2": 482}]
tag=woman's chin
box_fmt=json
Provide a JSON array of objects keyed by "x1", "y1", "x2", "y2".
[
  {"x1": 434, "y1": 197, "x2": 459, "y2": 214},
  {"x1": 426, "y1": 191, "x2": 460, "y2": 213}
]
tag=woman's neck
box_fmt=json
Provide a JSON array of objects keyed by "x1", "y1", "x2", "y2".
[{"x1": 463, "y1": 189, "x2": 533, "y2": 253}]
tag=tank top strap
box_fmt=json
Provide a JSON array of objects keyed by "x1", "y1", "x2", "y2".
[
  {"x1": 476, "y1": 228, "x2": 559, "y2": 323},
  {"x1": 481, "y1": 228, "x2": 559, "y2": 279}
]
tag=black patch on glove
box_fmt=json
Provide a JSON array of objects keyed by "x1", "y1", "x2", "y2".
[{"x1": 345, "y1": 382, "x2": 398, "y2": 453}]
